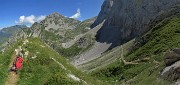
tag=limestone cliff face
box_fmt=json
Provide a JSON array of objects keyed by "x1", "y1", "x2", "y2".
[
  {"x1": 91, "y1": 0, "x2": 113, "y2": 27},
  {"x1": 92, "y1": 0, "x2": 180, "y2": 48}
]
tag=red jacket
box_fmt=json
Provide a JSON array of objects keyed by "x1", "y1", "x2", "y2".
[{"x1": 15, "y1": 57, "x2": 23, "y2": 69}]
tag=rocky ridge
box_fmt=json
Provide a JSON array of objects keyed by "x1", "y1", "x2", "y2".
[{"x1": 2, "y1": 13, "x2": 97, "y2": 57}]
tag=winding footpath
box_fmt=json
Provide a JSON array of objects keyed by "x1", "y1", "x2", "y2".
[
  {"x1": 5, "y1": 53, "x2": 19, "y2": 85},
  {"x1": 5, "y1": 40, "x2": 29, "y2": 85}
]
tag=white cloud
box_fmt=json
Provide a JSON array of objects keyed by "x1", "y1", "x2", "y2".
[
  {"x1": 36, "y1": 15, "x2": 46, "y2": 21},
  {"x1": 26, "y1": 25, "x2": 31, "y2": 27},
  {"x1": 15, "y1": 15, "x2": 46, "y2": 25},
  {"x1": 70, "y1": 8, "x2": 81, "y2": 19}
]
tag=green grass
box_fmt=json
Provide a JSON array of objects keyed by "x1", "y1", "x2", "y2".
[
  {"x1": 0, "y1": 51, "x2": 12, "y2": 84},
  {"x1": 0, "y1": 35, "x2": 9, "y2": 43},
  {"x1": 0, "y1": 39, "x2": 23, "y2": 84},
  {"x1": 39, "y1": 26, "x2": 91, "y2": 59},
  {"x1": 56, "y1": 34, "x2": 95, "y2": 59},
  {"x1": 90, "y1": 16, "x2": 180, "y2": 85},
  {"x1": 91, "y1": 60, "x2": 151, "y2": 83},
  {"x1": 126, "y1": 16, "x2": 180, "y2": 61},
  {"x1": 57, "y1": 44, "x2": 83, "y2": 58},
  {"x1": 135, "y1": 0, "x2": 143, "y2": 5},
  {"x1": 41, "y1": 30, "x2": 62, "y2": 41},
  {"x1": 16, "y1": 38, "x2": 106, "y2": 85},
  {"x1": 79, "y1": 39, "x2": 134, "y2": 72},
  {"x1": 130, "y1": 63, "x2": 172, "y2": 85}
]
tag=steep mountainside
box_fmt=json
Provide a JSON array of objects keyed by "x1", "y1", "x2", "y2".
[
  {"x1": 5, "y1": 13, "x2": 97, "y2": 59},
  {"x1": 0, "y1": 38, "x2": 106, "y2": 85},
  {"x1": 26, "y1": 12, "x2": 96, "y2": 41},
  {"x1": 0, "y1": 32, "x2": 10, "y2": 43},
  {"x1": 92, "y1": 0, "x2": 180, "y2": 48},
  {"x1": 90, "y1": 15, "x2": 180, "y2": 85},
  {"x1": 69, "y1": 0, "x2": 180, "y2": 84},
  {"x1": 76, "y1": 16, "x2": 97, "y2": 30},
  {"x1": 71, "y1": 0, "x2": 180, "y2": 67},
  {"x1": 1, "y1": 25, "x2": 27, "y2": 35}
]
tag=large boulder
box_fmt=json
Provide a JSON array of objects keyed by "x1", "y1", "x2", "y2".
[
  {"x1": 161, "y1": 48, "x2": 180, "y2": 81},
  {"x1": 161, "y1": 60, "x2": 180, "y2": 81},
  {"x1": 165, "y1": 48, "x2": 180, "y2": 66},
  {"x1": 161, "y1": 65, "x2": 180, "y2": 81}
]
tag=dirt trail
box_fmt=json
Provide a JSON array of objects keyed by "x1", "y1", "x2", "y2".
[
  {"x1": 121, "y1": 45, "x2": 138, "y2": 65},
  {"x1": 5, "y1": 53, "x2": 19, "y2": 85}
]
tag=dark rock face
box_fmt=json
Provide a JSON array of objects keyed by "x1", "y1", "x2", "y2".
[
  {"x1": 161, "y1": 49, "x2": 180, "y2": 81},
  {"x1": 92, "y1": 0, "x2": 180, "y2": 48},
  {"x1": 161, "y1": 67, "x2": 180, "y2": 81},
  {"x1": 91, "y1": 0, "x2": 113, "y2": 28},
  {"x1": 165, "y1": 48, "x2": 180, "y2": 66}
]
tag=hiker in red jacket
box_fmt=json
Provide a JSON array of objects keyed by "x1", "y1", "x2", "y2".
[
  {"x1": 15, "y1": 56, "x2": 23, "y2": 70},
  {"x1": 10, "y1": 56, "x2": 23, "y2": 73}
]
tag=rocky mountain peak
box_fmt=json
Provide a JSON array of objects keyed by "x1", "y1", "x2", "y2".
[
  {"x1": 47, "y1": 12, "x2": 64, "y2": 19},
  {"x1": 91, "y1": 0, "x2": 113, "y2": 28},
  {"x1": 40, "y1": 12, "x2": 80, "y2": 31}
]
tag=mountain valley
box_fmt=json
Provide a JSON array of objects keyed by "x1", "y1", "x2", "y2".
[{"x1": 1, "y1": 0, "x2": 180, "y2": 85}]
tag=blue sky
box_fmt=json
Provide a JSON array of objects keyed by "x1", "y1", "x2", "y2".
[{"x1": 0, "y1": 0, "x2": 104, "y2": 28}]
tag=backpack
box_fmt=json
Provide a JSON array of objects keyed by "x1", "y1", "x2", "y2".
[{"x1": 15, "y1": 57, "x2": 23, "y2": 69}]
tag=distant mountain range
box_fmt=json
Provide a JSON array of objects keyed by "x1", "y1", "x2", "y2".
[{"x1": 0, "y1": 25, "x2": 27, "y2": 43}]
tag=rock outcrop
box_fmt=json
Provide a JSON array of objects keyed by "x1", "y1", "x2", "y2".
[
  {"x1": 161, "y1": 61, "x2": 180, "y2": 81},
  {"x1": 30, "y1": 22, "x2": 42, "y2": 37},
  {"x1": 42, "y1": 12, "x2": 80, "y2": 31},
  {"x1": 28, "y1": 13, "x2": 80, "y2": 37},
  {"x1": 165, "y1": 48, "x2": 180, "y2": 66},
  {"x1": 92, "y1": 0, "x2": 180, "y2": 48},
  {"x1": 161, "y1": 48, "x2": 180, "y2": 81}
]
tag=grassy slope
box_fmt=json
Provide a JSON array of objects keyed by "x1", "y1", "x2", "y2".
[
  {"x1": 40, "y1": 27, "x2": 94, "y2": 59},
  {"x1": 78, "y1": 39, "x2": 134, "y2": 72},
  {"x1": 0, "y1": 38, "x2": 106, "y2": 85},
  {"x1": 90, "y1": 16, "x2": 180, "y2": 85},
  {"x1": 0, "y1": 40, "x2": 22, "y2": 84},
  {"x1": 0, "y1": 50, "x2": 12, "y2": 84},
  {"x1": 16, "y1": 38, "x2": 105, "y2": 85},
  {"x1": 0, "y1": 36, "x2": 9, "y2": 43}
]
